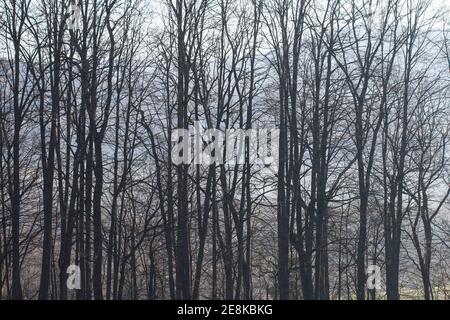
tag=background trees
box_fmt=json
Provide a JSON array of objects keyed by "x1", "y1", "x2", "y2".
[{"x1": 0, "y1": 0, "x2": 448, "y2": 300}]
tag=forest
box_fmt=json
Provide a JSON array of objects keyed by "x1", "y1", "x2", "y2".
[{"x1": 0, "y1": 0, "x2": 449, "y2": 300}]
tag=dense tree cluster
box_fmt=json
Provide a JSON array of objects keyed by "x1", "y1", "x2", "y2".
[{"x1": 0, "y1": 0, "x2": 449, "y2": 300}]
